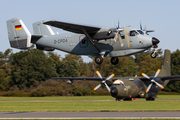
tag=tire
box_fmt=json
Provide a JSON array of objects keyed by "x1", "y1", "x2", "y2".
[
  {"x1": 95, "y1": 56, "x2": 103, "y2": 64},
  {"x1": 116, "y1": 97, "x2": 121, "y2": 101},
  {"x1": 146, "y1": 97, "x2": 155, "y2": 101},
  {"x1": 111, "y1": 57, "x2": 119, "y2": 65},
  {"x1": 151, "y1": 52, "x2": 157, "y2": 58},
  {"x1": 123, "y1": 98, "x2": 132, "y2": 101}
]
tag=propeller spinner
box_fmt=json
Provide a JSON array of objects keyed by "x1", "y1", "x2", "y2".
[{"x1": 141, "y1": 69, "x2": 164, "y2": 93}]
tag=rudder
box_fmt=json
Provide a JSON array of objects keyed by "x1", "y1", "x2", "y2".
[
  {"x1": 6, "y1": 18, "x2": 31, "y2": 49},
  {"x1": 158, "y1": 49, "x2": 171, "y2": 87}
]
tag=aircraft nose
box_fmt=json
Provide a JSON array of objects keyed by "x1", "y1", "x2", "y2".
[
  {"x1": 111, "y1": 87, "x2": 118, "y2": 97},
  {"x1": 152, "y1": 37, "x2": 160, "y2": 46}
]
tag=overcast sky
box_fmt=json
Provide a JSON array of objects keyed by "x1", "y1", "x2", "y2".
[{"x1": 1, "y1": 0, "x2": 180, "y2": 62}]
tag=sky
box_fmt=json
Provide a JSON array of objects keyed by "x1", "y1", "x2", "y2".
[{"x1": 1, "y1": 0, "x2": 180, "y2": 62}]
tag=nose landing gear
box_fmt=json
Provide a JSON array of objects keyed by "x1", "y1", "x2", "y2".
[
  {"x1": 151, "y1": 37, "x2": 160, "y2": 58},
  {"x1": 151, "y1": 47, "x2": 157, "y2": 58}
]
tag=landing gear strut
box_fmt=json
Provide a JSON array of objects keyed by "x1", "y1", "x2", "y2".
[
  {"x1": 151, "y1": 48, "x2": 157, "y2": 58},
  {"x1": 111, "y1": 57, "x2": 119, "y2": 65},
  {"x1": 146, "y1": 97, "x2": 155, "y2": 101},
  {"x1": 95, "y1": 56, "x2": 103, "y2": 64},
  {"x1": 116, "y1": 97, "x2": 121, "y2": 101}
]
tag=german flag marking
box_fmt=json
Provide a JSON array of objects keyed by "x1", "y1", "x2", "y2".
[{"x1": 15, "y1": 25, "x2": 22, "y2": 30}]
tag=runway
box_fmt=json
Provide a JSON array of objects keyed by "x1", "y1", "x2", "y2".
[{"x1": 1, "y1": 111, "x2": 180, "y2": 119}]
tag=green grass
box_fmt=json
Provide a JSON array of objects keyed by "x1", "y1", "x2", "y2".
[
  {"x1": 0, "y1": 95, "x2": 180, "y2": 112},
  {"x1": 3, "y1": 119, "x2": 180, "y2": 120}
]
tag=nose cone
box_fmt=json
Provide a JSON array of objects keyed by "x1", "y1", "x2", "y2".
[
  {"x1": 152, "y1": 37, "x2": 160, "y2": 46},
  {"x1": 111, "y1": 87, "x2": 118, "y2": 97}
]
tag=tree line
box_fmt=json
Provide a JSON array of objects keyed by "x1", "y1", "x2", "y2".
[{"x1": 0, "y1": 47, "x2": 180, "y2": 96}]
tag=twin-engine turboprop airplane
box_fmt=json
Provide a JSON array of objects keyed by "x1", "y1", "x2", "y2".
[
  {"x1": 51, "y1": 49, "x2": 180, "y2": 101},
  {"x1": 7, "y1": 18, "x2": 159, "y2": 65}
]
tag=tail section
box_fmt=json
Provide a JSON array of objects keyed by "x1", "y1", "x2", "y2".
[
  {"x1": 33, "y1": 21, "x2": 55, "y2": 35},
  {"x1": 158, "y1": 49, "x2": 171, "y2": 86},
  {"x1": 158, "y1": 49, "x2": 171, "y2": 76},
  {"x1": 6, "y1": 18, "x2": 31, "y2": 49}
]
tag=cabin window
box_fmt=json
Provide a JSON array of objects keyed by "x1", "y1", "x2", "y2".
[
  {"x1": 121, "y1": 34, "x2": 125, "y2": 39},
  {"x1": 81, "y1": 39, "x2": 86, "y2": 44},
  {"x1": 129, "y1": 30, "x2": 138, "y2": 36}
]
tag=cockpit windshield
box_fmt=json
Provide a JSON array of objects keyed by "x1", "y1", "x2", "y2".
[
  {"x1": 137, "y1": 30, "x2": 144, "y2": 35},
  {"x1": 112, "y1": 83, "x2": 125, "y2": 86}
]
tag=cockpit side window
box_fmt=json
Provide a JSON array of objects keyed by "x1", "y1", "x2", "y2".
[
  {"x1": 137, "y1": 30, "x2": 144, "y2": 35},
  {"x1": 130, "y1": 30, "x2": 138, "y2": 36}
]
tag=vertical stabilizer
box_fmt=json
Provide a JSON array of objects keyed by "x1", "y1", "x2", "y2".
[
  {"x1": 33, "y1": 21, "x2": 55, "y2": 35},
  {"x1": 158, "y1": 49, "x2": 171, "y2": 86},
  {"x1": 6, "y1": 18, "x2": 31, "y2": 49}
]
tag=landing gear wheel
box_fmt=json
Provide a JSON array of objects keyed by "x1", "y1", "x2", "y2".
[
  {"x1": 150, "y1": 52, "x2": 157, "y2": 58},
  {"x1": 95, "y1": 56, "x2": 103, "y2": 64},
  {"x1": 123, "y1": 98, "x2": 132, "y2": 101},
  {"x1": 116, "y1": 97, "x2": 121, "y2": 101},
  {"x1": 111, "y1": 57, "x2": 119, "y2": 65},
  {"x1": 146, "y1": 97, "x2": 155, "y2": 101}
]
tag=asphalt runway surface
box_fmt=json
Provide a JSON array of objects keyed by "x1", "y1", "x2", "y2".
[{"x1": 1, "y1": 111, "x2": 180, "y2": 119}]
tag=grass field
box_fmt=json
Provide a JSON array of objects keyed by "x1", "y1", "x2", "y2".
[{"x1": 0, "y1": 95, "x2": 180, "y2": 112}]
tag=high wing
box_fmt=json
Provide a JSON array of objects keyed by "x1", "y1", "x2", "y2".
[
  {"x1": 43, "y1": 20, "x2": 101, "y2": 35},
  {"x1": 139, "y1": 75, "x2": 180, "y2": 81},
  {"x1": 51, "y1": 77, "x2": 106, "y2": 81}
]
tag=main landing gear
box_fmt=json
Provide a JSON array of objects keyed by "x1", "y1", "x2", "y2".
[
  {"x1": 95, "y1": 56, "x2": 119, "y2": 65},
  {"x1": 146, "y1": 97, "x2": 155, "y2": 101},
  {"x1": 95, "y1": 56, "x2": 103, "y2": 64}
]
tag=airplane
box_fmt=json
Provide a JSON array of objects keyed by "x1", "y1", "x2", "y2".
[
  {"x1": 6, "y1": 18, "x2": 159, "y2": 65},
  {"x1": 51, "y1": 49, "x2": 180, "y2": 101}
]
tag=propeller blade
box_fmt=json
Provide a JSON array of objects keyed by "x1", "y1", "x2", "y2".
[
  {"x1": 106, "y1": 74, "x2": 115, "y2": 81},
  {"x1": 140, "y1": 22, "x2": 142, "y2": 30},
  {"x1": 118, "y1": 32, "x2": 124, "y2": 47},
  {"x1": 153, "y1": 81, "x2": 164, "y2": 89},
  {"x1": 94, "y1": 84, "x2": 102, "y2": 91},
  {"x1": 146, "y1": 83, "x2": 153, "y2": 93},
  {"x1": 96, "y1": 71, "x2": 102, "y2": 79},
  {"x1": 154, "y1": 69, "x2": 161, "y2": 78},
  {"x1": 104, "y1": 83, "x2": 110, "y2": 92},
  {"x1": 142, "y1": 73, "x2": 150, "y2": 79},
  {"x1": 114, "y1": 32, "x2": 118, "y2": 42}
]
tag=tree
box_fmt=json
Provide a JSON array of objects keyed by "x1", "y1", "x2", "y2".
[
  {"x1": 164, "y1": 49, "x2": 180, "y2": 92},
  {"x1": 10, "y1": 49, "x2": 58, "y2": 89}
]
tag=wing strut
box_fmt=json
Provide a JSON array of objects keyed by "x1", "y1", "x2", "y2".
[{"x1": 82, "y1": 28, "x2": 101, "y2": 53}]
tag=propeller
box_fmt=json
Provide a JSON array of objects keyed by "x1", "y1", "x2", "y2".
[
  {"x1": 139, "y1": 22, "x2": 154, "y2": 34},
  {"x1": 141, "y1": 69, "x2": 164, "y2": 93},
  {"x1": 94, "y1": 71, "x2": 114, "y2": 92},
  {"x1": 113, "y1": 22, "x2": 124, "y2": 47}
]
